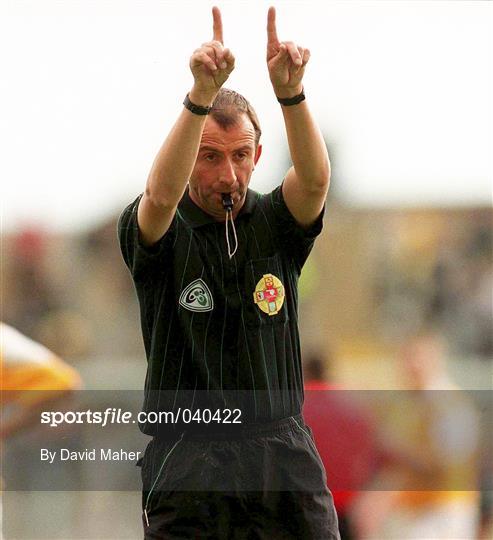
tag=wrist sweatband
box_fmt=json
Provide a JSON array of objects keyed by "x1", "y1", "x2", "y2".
[
  {"x1": 276, "y1": 88, "x2": 305, "y2": 106},
  {"x1": 183, "y1": 93, "x2": 212, "y2": 115}
]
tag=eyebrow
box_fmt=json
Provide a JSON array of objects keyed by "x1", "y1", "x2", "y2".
[{"x1": 199, "y1": 145, "x2": 253, "y2": 153}]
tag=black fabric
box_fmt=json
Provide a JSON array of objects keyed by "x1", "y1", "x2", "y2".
[
  {"x1": 118, "y1": 185, "x2": 324, "y2": 434},
  {"x1": 119, "y1": 185, "x2": 336, "y2": 538},
  {"x1": 143, "y1": 491, "x2": 337, "y2": 539},
  {"x1": 140, "y1": 416, "x2": 340, "y2": 539}
]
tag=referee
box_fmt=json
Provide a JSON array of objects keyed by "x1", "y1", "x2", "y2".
[{"x1": 118, "y1": 7, "x2": 339, "y2": 539}]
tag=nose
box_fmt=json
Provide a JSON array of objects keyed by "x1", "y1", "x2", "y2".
[{"x1": 218, "y1": 158, "x2": 237, "y2": 188}]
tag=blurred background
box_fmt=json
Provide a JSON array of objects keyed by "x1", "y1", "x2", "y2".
[{"x1": 1, "y1": 0, "x2": 491, "y2": 538}]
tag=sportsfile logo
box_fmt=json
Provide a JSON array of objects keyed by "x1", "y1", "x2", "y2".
[
  {"x1": 179, "y1": 278, "x2": 214, "y2": 312},
  {"x1": 40, "y1": 407, "x2": 242, "y2": 427}
]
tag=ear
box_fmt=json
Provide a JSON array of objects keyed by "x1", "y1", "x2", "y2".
[{"x1": 253, "y1": 144, "x2": 262, "y2": 166}]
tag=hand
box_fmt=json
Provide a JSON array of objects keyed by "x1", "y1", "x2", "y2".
[
  {"x1": 189, "y1": 6, "x2": 235, "y2": 102},
  {"x1": 266, "y1": 7, "x2": 310, "y2": 98}
]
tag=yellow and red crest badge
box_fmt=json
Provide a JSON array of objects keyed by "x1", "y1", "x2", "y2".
[{"x1": 253, "y1": 273, "x2": 285, "y2": 316}]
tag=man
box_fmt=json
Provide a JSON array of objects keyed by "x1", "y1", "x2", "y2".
[
  {"x1": 118, "y1": 7, "x2": 339, "y2": 538},
  {"x1": 0, "y1": 321, "x2": 82, "y2": 439},
  {"x1": 351, "y1": 330, "x2": 480, "y2": 539},
  {"x1": 1, "y1": 322, "x2": 82, "y2": 539},
  {"x1": 303, "y1": 353, "x2": 378, "y2": 540}
]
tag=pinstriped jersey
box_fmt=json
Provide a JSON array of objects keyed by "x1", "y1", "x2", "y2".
[{"x1": 118, "y1": 185, "x2": 323, "y2": 433}]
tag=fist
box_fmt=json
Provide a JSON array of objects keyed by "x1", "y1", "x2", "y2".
[
  {"x1": 266, "y1": 7, "x2": 310, "y2": 98},
  {"x1": 190, "y1": 7, "x2": 235, "y2": 97}
]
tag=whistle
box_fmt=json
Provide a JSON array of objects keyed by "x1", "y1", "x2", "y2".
[{"x1": 221, "y1": 193, "x2": 234, "y2": 211}]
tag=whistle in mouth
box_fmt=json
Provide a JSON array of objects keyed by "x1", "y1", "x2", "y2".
[{"x1": 221, "y1": 194, "x2": 234, "y2": 211}]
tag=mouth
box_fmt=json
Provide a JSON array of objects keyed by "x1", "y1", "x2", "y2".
[
  {"x1": 216, "y1": 191, "x2": 237, "y2": 203},
  {"x1": 221, "y1": 193, "x2": 234, "y2": 211}
]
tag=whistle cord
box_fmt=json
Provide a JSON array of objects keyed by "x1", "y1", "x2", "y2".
[{"x1": 225, "y1": 209, "x2": 238, "y2": 259}]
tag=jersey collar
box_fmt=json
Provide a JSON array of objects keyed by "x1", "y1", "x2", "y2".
[{"x1": 178, "y1": 188, "x2": 258, "y2": 228}]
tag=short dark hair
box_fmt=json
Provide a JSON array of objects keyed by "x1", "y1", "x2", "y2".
[{"x1": 210, "y1": 88, "x2": 261, "y2": 147}]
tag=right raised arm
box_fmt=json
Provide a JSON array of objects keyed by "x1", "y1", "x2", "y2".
[{"x1": 138, "y1": 6, "x2": 235, "y2": 246}]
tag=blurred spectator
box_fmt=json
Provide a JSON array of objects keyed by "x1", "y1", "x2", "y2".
[
  {"x1": 4, "y1": 229, "x2": 60, "y2": 339},
  {"x1": 303, "y1": 352, "x2": 378, "y2": 539},
  {"x1": 351, "y1": 329, "x2": 481, "y2": 539},
  {"x1": 0, "y1": 322, "x2": 82, "y2": 439},
  {"x1": 2, "y1": 228, "x2": 92, "y2": 359},
  {"x1": 374, "y1": 214, "x2": 492, "y2": 359},
  {"x1": 0, "y1": 322, "x2": 82, "y2": 539},
  {"x1": 430, "y1": 225, "x2": 492, "y2": 358}
]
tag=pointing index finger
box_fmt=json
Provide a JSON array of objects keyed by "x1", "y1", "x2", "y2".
[
  {"x1": 267, "y1": 6, "x2": 279, "y2": 46},
  {"x1": 212, "y1": 6, "x2": 224, "y2": 44}
]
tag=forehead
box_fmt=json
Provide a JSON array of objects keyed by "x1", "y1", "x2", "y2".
[{"x1": 200, "y1": 114, "x2": 256, "y2": 150}]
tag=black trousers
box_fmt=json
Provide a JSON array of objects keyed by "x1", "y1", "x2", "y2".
[{"x1": 139, "y1": 415, "x2": 340, "y2": 539}]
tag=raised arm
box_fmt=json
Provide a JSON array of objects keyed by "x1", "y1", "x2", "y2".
[
  {"x1": 266, "y1": 7, "x2": 330, "y2": 228},
  {"x1": 138, "y1": 6, "x2": 235, "y2": 245}
]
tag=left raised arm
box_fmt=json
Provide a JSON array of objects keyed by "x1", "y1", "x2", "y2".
[{"x1": 267, "y1": 6, "x2": 330, "y2": 228}]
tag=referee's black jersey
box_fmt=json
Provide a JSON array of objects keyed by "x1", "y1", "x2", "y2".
[{"x1": 118, "y1": 184, "x2": 324, "y2": 434}]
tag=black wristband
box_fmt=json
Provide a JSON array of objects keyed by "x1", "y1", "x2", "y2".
[
  {"x1": 183, "y1": 93, "x2": 212, "y2": 115},
  {"x1": 276, "y1": 88, "x2": 305, "y2": 106}
]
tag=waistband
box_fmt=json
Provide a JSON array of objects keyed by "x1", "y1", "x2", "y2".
[{"x1": 154, "y1": 414, "x2": 305, "y2": 441}]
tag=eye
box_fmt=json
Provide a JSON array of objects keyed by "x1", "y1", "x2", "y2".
[
  {"x1": 235, "y1": 152, "x2": 248, "y2": 160},
  {"x1": 204, "y1": 154, "x2": 216, "y2": 162}
]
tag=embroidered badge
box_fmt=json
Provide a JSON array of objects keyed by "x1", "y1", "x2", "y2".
[
  {"x1": 179, "y1": 278, "x2": 214, "y2": 312},
  {"x1": 253, "y1": 274, "x2": 285, "y2": 316}
]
